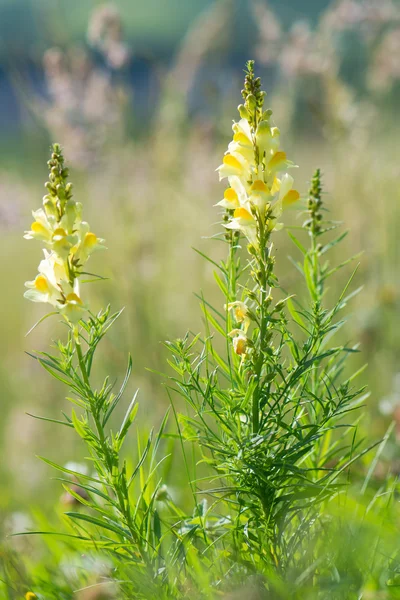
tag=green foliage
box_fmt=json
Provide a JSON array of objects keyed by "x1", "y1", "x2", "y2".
[
  {"x1": 165, "y1": 167, "x2": 373, "y2": 579},
  {"x1": 7, "y1": 66, "x2": 399, "y2": 600}
]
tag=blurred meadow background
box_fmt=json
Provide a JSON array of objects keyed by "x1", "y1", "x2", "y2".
[{"x1": 1, "y1": 0, "x2": 400, "y2": 554}]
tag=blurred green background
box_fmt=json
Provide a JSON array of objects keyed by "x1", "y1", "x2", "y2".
[{"x1": 1, "y1": 0, "x2": 400, "y2": 520}]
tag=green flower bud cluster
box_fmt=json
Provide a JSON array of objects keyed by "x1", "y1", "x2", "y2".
[
  {"x1": 239, "y1": 60, "x2": 267, "y2": 127},
  {"x1": 43, "y1": 143, "x2": 73, "y2": 221},
  {"x1": 306, "y1": 168, "x2": 323, "y2": 236}
]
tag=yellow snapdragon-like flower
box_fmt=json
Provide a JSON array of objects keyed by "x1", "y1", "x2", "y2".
[
  {"x1": 226, "y1": 301, "x2": 251, "y2": 332},
  {"x1": 24, "y1": 208, "x2": 56, "y2": 242},
  {"x1": 59, "y1": 292, "x2": 86, "y2": 324},
  {"x1": 217, "y1": 152, "x2": 252, "y2": 182},
  {"x1": 23, "y1": 144, "x2": 105, "y2": 324},
  {"x1": 71, "y1": 221, "x2": 105, "y2": 266},
  {"x1": 228, "y1": 118, "x2": 254, "y2": 162},
  {"x1": 225, "y1": 206, "x2": 257, "y2": 247},
  {"x1": 216, "y1": 68, "x2": 300, "y2": 247},
  {"x1": 228, "y1": 329, "x2": 250, "y2": 356},
  {"x1": 24, "y1": 250, "x2": 70, "y2": 306}
]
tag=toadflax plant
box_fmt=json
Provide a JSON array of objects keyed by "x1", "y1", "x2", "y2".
[
  {"x1": 23, "y1": 144, "x2": 173, "y2": 599},
  {"x1": 166, "y1": 60, "x2": 368, "y2": 581}
]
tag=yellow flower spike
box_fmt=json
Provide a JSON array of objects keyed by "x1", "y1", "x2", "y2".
[
  {"x1": 216, "y1": 64, "x2": 300, "y2": 248},
  {"x1": 25, "y1": 593, "x2": 37, "y2": 600},
  {"x1": 23, "y1": 145, "x2": 105, "y2": 322}
]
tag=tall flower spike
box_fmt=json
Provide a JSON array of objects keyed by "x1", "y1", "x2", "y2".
[
  {"x1": 24, "y1": 144, "x2": 105, "y2": 323},
  {"x1": 216, "y1": 60, "x2": 300, "y2": 248}
]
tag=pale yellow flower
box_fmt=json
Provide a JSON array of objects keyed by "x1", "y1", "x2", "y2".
[
  {"x1": 228, "y1": 329, "x2": 250, "y2": 356},
  {"x1": 226, "y1": 301, "x2": 251, "y2": 332},
  {"x1": 24, "y1": 208, "x2": 56, "y2": 242},
  {"x1": 224, "y1": 206, "x2": 257, "y2": 247},
  {"x1": 217, "y1": 152, "x2": 251, "y2": 182},
  {"x1": 266, "y1": 151, "x2": 290, "y2": 174},
  {"x1": 256, "y1": 121, "x2": 280, "y2": 158},
  {"x1": 248, "y1": 179, "x2": 271, "y2": 215},
  {"x1": 216, "y1": 186, "x2": 240, "y2": 210},
  {"x1": 72, "y1": 221, "x2": 105, "y2": 266},
  {"x1": 216, "y1": 176, "x2": 247, "y2": 210},
  {"x1": 51, "y1": 227, "x2": 78, "y2": 259},
  {"x1": 59, "y1": 292, "x2": 86, "y2": 324},
  {"x1": 271, "y1": 173, "x2": 300, "y2": 226},
  {"x1": 24, "y1": 251, "x2": 69, "y2": 306},
  {"x1": 228, "y1": 118, "x2": 254, "y2": 162}
]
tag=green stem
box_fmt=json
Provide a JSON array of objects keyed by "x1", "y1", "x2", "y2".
[{"x1": 252, "y1": 226, "x2": 270, "y2": 435}]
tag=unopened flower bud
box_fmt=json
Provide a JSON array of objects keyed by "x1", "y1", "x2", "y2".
[
  {"x1": 56, "y1": 184, "x2": 66, "y2": 200},
  {"x1": 262, "y1": 109, "x2": 272, "y2": 120},
  {"x1": 238, "y1": 104, "x2": 250, "y2": 120},
  {"x1": 246, "y1": 94, "x2": 257, "y2": 111},
  {"x1": 43, "y1": 198, "x2": 58, "y2": 218},
  {"x1": 275, "y1": 299, "x2": 286, "y2": 312},
  {"x1": 45, "y1": 181, "x2": 56, "y2": 194}
]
